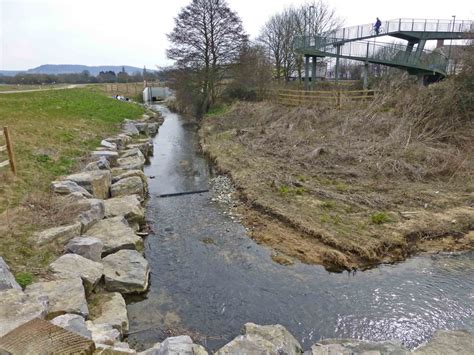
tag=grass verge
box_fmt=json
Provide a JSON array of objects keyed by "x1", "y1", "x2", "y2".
[{"x1": 0, "y1": 88, "x2": 145, "y2": 274}]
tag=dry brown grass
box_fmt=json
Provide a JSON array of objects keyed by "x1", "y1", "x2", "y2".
[{"x1": 201, "y1": 74, "x2": 474, "y2": 270}]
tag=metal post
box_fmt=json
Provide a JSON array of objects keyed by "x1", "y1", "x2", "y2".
[
  {"x1": 311, "y1": 56, "x2": 317, "y2": 90},
  {"x1": 335, "y1": 46, "x2": 341, "y2": 85},
  {"x1": 448, "y1": 15, "x2": 456, "y2": 75},
  {"x1": 3, "y1": 127, "x2": 16, "y2": 175},
  {"x1": 304, "y1": 56, "x2": 310, "y2": 91}
]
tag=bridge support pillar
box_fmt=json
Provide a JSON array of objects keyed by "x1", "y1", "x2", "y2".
[
  {"x1": 363, "y1": 62, "x2": 369, "y2": 90},
  {"x1": 304, "y1": 55, "x2": 310, "y2": 91},
  {"x1": 311, "y1": 56, "x2": 317, "y2": 90},
  {"x1": 335, "y1": 45, "x2": 341, "y2": 84},
  {"x1": 415, "y1": 40, "x2": 426, "y2": 58}
]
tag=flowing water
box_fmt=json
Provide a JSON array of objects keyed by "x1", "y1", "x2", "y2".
[{"x1": 127, "y1": 105, "x2": 474, "y2": 352}]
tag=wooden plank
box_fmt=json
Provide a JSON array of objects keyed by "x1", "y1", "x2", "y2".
[
  {"x1": 0, "y1": 160, "x2": 9, "y2": 168},
  {"x1": 3, "y1": 127, "x2": 16, "y2": 175},
  {"x1": 0, "y1": 318, "x2": 95, "y2": 354}
]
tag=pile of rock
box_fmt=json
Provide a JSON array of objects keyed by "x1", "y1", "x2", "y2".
[{"x1": 0, "y1": 112, "x2": 163, "y2": 353}]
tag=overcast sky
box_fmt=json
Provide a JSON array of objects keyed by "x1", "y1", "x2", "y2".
[{"x1": 1, "y1": 0, "x2": 472, "y2": 70}]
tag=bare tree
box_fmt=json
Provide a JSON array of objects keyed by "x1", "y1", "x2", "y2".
[
  {"x1": 167, "y1": 0, "x2": 247, "y2": 115},
  {"x1": 258, "y1": 0, "x2": 341, "y2": 83}
]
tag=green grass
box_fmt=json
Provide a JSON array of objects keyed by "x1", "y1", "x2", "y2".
[
  {"x1": 15, "y1": 271, "x2": 33, "y2": 288},
  {"x1": 0, "y1": 88, "x2": 144, "y2": 212},
  {"x1": 0, "y1": 88, "x2": 145, "y2": 274},
  {"x1": 371, "y1": 212, "x2": 392, "y2": 225}
]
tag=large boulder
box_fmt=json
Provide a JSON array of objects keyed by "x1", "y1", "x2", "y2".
[
  {"x1": 111, "y1": 176, "x2": 146, "y2": 200},
  {"x1": 134, "y1": 122, "x2": 149, "y2": 135},
  {"x1": 34, "y1": 222, "x2": 82, "y2": 246},
  {"x1": 104, "y1": 195, "x2": 145, "y2": 229},
  {"x1": 51, "y1": 313, "x2": 92, "y2": 339},
  {"x1": 51, "y1": 180, "x2": 93, "y2": 198},
  {"x1": 147, "y1": 122, "x2": 159, "y2": 136},
  {"x1": 25, "y1": 277, "x2": 89, "y2": 318},
  {"x1": 91, "y1": 151, "x2": 119, "y2": 167},
  {"x1": 102, "y1": 250, "x2": 149, "y2": 294},
  {"x1": 307, "y1": 339, "x2": 408, "y2": 355},
  {"x1": 75, "y1": 198, "x2": 105, "y2": 232},
  {"x1": 86, "y1": 321, "x2": 121, "y2": 346},
  {"x1": 139, "y1": 336, "x2": 207, "y2": 355},
  {"x1": 127, "y1": 141, "x2": 153, "y2": 160},
  {"x1": 93, "y1": 292, "x2": 129, "y2": 334},
  {"x1": 66, "y1": 170, "x2": 111, "y2": 199},
  {"x1": 123, "y1": 120, "x2": 140, "y2": 136},
  {"x1": 86, "y1": 216, "x2": 142, "y2": 256},
  {"x1": 66, "y1": 236, "x2": 104, "y2": 262},
  {"x1": 117, "y1": 155, "x2": 146, "y2": 171},
  {"x1": 49, "y1": 254, "x2": 104, "y2": 294},
  {"x1": 0, "y1": 257, "x2": 21, "y2": 291},
  {"x1": 111, "y1": 169, "x2": 148, "y2": 194},
  {"x1": 0, "y1": 289, "x2": 48, "y2": 337},
  {"x1": 414, "y1": 330, "x2": 474, "y2": 355},
  {"x1": 216, "y1": 323, "x2": 302, "y2": 355},
  {"x1": 105, "y1": 134, "x2": 132, "y2": 150},
  {"x1": 85, "y1": 157, "x2": 111, "y2": 171}
]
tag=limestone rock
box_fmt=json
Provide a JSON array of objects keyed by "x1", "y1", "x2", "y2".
[
  {"x1": 134, "y1": 122, "x2": 149, "y2": 135},
  {"x1": 95, "y1": 343, "x2": 137, "y2": 354},
  {"x1": 51, "y1": 180, "x2": 93, "y2": 198},
  {"x1": 414, "y1": 330, "x2": 474, "y2": 355},
  {"x1": 92, "y1": 151, "x2": 119, "y2": 167},
  {"x1": 123, "y1": 120, "x2": 140, "y2": 136},
  {"x1": 101, "y1": 140, "x2": 118, "y2": 150},
  {"x1": 111, "y1": 169, "x2": 148, "y2": 194},
  {"x1": 49, "y1": 254, "x2": 103, "y2": 294},
  {"x1": 148, "y1": 122, "x2": 159, "y2": 136},
  {"x1": 75, "y1": 198, "x2": 105, "y2": 232},
  {"x1": 111, "y1": 177, "x2": 146, "y2": 200},
  {"x1": 93, "y1": 292, "x2": 129, "y2": 334},
  {"x1": 86, "y1": 216, "x2": 142, "y2": 255},
  {"x1": 66, "y1": 236, "x2": 104, "y2": 262},
  {"x1": 25, "y1": 277, "x2": 89, "y2": 318},
  {"x1": 104, "y1": 195, "x2": 145, "y2": 228},
  {"x1": 34, "y1": 222, "x2": 82, "y2": 246},
  {"x1": 0, "y1": 257, "x2": 21, "y2": 291},
  {"x1": 85, "y1": 157, "x2": 111, "y2": 171},
  {"x1": 308, "y1": 339, "x2": 408, "y2": 355},
  {"x1": 105, "y1": 134, "x2": 132, "y2": 150},
  {"x1": 127, "y1": 141, "x2": 153, "y2": 159},
  {"x1": 86, "y1": 321, "x2": 121, "y2": 346},
  {"x1": 50, "y1": 313, "x2": 92, "y2": 339},
  {"x1": 139, "y1": 336, "x2": 207, "y2": 355},
  {"x1": 102, "y1": 250, "x2": 149, "y2": 294},
  {"x1": 216, "y1": 323, "x2": 302, "y2": 355},
  {"x1": 117, "y1": 155, "x2": 146, "y2": 171},
  {"x1": 66, "y1": 170, "x2": 112, "y2": 199},
  {"x1": 0, "y1": 289, "x2": 48, "y2": 337}
]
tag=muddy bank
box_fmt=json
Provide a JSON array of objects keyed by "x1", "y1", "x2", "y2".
[{"x1": 199, "y1": 102, "x2": 474, "y2": 270}]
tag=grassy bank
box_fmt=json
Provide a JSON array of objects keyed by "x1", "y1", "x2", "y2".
[
  {"x1": 200, "y1": 82, "x2": 474, "y2": 270},
  {"x1": 0, "y1": 88, "x2": 145, "y2": 275}
]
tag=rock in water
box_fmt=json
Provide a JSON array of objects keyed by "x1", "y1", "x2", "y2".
[
  {"x1": 34, "y1": 222, "x2": 82, "y2": 246},
  {"x1": 25, "y1": 277, "x2": 89, "y2": 318},
  {"x1": 307, "y1": 338, "x2": 408, "y2": 355},
  {"x1": 86, "y1": 216, "x2": 142, "y2": 256},
  {"x1": 102, "y1": 250, "x2": 149, "y2": 294},
  {"x1": 66, "y1": 170, "x2": 112, "y2": 199},
  {"x1": 138, "y1": 336, "x2": 208, "y2": 355},
  {"x1": 216, "y1": 323, "x2": 302, "y2": 355},
  {"x1": 0, "y1": 289, "x2": 49, "y2": 337},
  {"x1": 66, "y1": 236, "x2": 104, "y2": 262},
  {"x1": 111, "y1": 177, "x2": 146, "y2": 199},
  {"x1": 93, "y1": 292, "x2": 129, "y2": 334},
  {"x1": 414, "y1": 330, "x2": 474, "y2": 355},
  {"x1": 50, "y1": 313, "x2": 92, "y2": 339},
  {"x1": 104, "y1": 195, "x2": 145, "y2": 228},
  {"x1": 49, "y1": 254, "x2": 104, "y2": 294},
  {"x1": 0, "y1": 257, "x2": 21, "y2": 291},
  {"x1": 86, "y1": 321, "x2": 121, "y2": 346}
]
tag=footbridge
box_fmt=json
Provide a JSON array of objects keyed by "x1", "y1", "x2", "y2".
[{"x1": 295, "y1": 18, "x2": 474, "y2": 88}]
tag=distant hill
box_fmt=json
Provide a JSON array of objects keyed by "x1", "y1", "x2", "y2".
[{"x1": 0, "y1": 65, "x2": 154, "y2": 76}]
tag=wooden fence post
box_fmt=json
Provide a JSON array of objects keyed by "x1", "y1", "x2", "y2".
[{"x1": 3, "y1": 127, "x2": 17, "y2": 175}]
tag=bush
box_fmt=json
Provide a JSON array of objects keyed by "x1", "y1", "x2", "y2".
[{"x1": 15, "y1": 272, "x2": 33, "y2": 288}]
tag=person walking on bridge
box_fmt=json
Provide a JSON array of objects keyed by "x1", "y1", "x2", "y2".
[{"x1": 374, "y1": 17, "x2": 382, "y2": 35}]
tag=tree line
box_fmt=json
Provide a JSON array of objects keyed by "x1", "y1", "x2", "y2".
[
  {"x1": 0, "y1": 68, "x2": 164, "y2": 85},
  {"x1": 166, "y1": 0, "x2": 343, "y2": 116}
]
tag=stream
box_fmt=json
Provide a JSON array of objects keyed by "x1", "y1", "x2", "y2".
[{"x1": 126, "y1": 105, "x2": 474, "y2": 352}]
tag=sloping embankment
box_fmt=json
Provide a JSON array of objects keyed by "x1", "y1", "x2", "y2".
[{"x1": 200, "y1": 101, "x2": 474, "y2": 270}]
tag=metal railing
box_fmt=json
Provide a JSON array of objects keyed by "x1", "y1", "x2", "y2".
[{"x1": 324, "y1": 18, "x2": 473, "y2": 43}]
